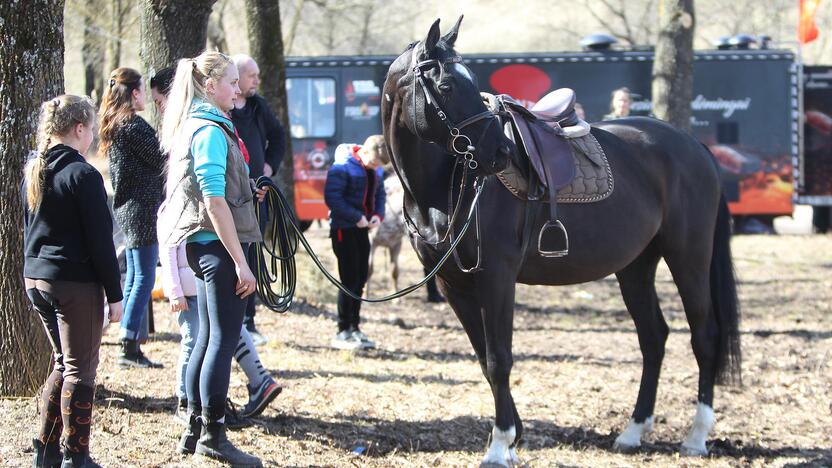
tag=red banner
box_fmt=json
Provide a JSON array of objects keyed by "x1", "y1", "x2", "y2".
[{"x1": 799, "y1": 0, "x2": 823, "y2": 44}]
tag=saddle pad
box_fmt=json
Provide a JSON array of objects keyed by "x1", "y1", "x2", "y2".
[{"x1": 496, "y1": 132, "x2": 614, "y2": 204}]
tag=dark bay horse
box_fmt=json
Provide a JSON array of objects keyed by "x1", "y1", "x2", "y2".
[{"x1": 381, "y1": 17, "x2": 741, "y2": 467}]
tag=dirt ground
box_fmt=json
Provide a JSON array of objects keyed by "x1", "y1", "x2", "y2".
[{"x1": 2, "y1": 228, "x2": 830, "y2": 467}]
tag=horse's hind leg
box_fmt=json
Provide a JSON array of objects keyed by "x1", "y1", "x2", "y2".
[
  {"x1": 664, "y1": 245, "x2": 719, "y2": 456},
  {"x1": 613, "y1": 246, "x2": 668, "y2": 451}
]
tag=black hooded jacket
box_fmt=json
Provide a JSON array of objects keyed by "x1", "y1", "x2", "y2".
[{"x1": 22, "y1": 144, "x2": 123, "y2": 303}]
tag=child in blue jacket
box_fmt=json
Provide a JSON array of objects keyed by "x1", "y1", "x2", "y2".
[{"x1": 324, "y1": 135, "x2": 386, "y2": 350}]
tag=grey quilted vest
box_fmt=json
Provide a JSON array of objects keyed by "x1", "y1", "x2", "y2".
[{"x1": 158, "y1": 117, "x2": 262, "y2": 247}]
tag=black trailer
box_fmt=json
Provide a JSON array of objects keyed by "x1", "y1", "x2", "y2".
[{"x1": 285, "y1": 48, "x2": 798, "y2": 221}]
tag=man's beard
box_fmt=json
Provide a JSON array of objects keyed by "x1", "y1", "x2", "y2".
[{"x1": 245, "y1": 89, "x2": 257, "y2": 98}]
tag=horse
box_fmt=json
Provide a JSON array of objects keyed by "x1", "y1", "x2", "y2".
[{"x1": 381, "y1": 17, "x2": 741, "y2": 467}]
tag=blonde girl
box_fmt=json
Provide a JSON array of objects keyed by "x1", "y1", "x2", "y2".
[
  {"x1": 158, "y1": 51, "x2": 265, "y2": 466},
  {"x1": 23, "y1": 95, "x2": 123, "y2": 467}
]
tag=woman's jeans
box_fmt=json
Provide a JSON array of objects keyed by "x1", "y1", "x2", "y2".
[
  {"x1": 185, "y1": 240, "x2": 248, "y2": 421},
  {"x1": 176, "y1": 296, "x2": 200, "y2": 401},
  {"x1": 120, "y1": 244, "x2": 159, "y2": 341}
]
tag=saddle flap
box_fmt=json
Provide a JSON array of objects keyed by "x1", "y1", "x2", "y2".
[{"x1": 507, "y1": 108, "x2": 576, "y2": 190}]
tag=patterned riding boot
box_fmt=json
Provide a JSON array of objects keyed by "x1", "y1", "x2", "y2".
[
  {"x1": 60, "y1": 382, "x2": 100, "y2": 468},
  {"x1": 33, "y1": 370, "x2": 64, "y2": 468}
]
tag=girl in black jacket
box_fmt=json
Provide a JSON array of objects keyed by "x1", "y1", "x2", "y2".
[{"x1": 23, "y1": 95, "x2": 123, "y2": 468}]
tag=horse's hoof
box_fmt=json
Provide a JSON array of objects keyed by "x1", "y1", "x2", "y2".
[{"x1": 679, "y1": 443, "x2": 708, "y2": 457}]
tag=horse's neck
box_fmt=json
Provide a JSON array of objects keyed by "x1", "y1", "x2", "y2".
[{"x1": 393, "y1": 132, "x2": 455, "y2": 236}]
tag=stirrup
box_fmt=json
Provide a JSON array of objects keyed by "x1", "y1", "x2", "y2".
[{"x1": 538, "y1": 220, "x2": 569, "y2": 258}]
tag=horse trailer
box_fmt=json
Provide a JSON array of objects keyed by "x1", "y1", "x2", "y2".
[{"x1": 285, "y1": 48, "x2": 826, "y2": 223}]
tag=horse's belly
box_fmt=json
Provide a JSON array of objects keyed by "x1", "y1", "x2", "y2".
[{"x1": 516, "y1": 254, "x2": 630, "y2": 285}]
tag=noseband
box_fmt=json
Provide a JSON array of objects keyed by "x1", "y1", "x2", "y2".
[{"x1": 412, "y1": 55, "x2": 496, "y2": 170}]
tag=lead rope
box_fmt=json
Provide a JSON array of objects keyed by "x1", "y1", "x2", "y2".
[{"x1": 252, "y1": 176, "x2": 486, "y2": 311}]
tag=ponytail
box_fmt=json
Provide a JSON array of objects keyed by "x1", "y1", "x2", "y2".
[
  {"x1": 98, "y1": 67, "x2": 142, "y2": 155},
  {"x1": 25, "y1": 95, "x2": 96, "y2": 211},
  {"x1": 160, "y1": 51, "x2": 234, "y2": 154}
]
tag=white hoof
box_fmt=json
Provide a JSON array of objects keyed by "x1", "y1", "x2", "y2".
[
  {"x1": 679, "y1": 443, "x2": 709, "y2": 456},
  {"x1": 508, "y1": 447, "x2": 520, "y2": 465},
  {"x1": 613, "y1": 416, "x2": 654, "y2": 451},
  {"x1": 481, "y1": 426, "x2": 516, "y2": 467},
  {"x1": 681, "y1": 403, "x2": 714, "y2": 457}
]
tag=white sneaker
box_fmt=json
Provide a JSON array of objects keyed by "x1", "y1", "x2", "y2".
[
  {"x1": 331, "y1": 330, "x2": 362, "y2": 350},
  {"x1": 351, "y1": 329, "x2": 376, "y2": 349}
]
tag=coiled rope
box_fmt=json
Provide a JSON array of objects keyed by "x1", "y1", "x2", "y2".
[{"x1": 252, "y1": 176, "x2": 485, "y2": 312}]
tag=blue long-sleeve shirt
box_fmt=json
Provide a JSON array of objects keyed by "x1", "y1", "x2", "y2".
[{"x1": 188, "y1": 100, "x2": 248, "y2": 243}]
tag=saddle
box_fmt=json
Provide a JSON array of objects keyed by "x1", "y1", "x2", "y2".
[{"x1": 484, "y1": 89, "x2": 610, "y2": 258}]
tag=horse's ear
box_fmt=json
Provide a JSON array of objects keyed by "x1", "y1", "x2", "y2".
[
  {"x1": 441, "y1": 15, "x2": 463, "y2": 48},
  {"x1": 421, "y1": 18, "x2": 441, "y2": 59}
]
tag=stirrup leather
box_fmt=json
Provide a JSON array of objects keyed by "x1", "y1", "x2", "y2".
[{"x1": 538, "y1": 220, "x2": 569, "y2": 258}]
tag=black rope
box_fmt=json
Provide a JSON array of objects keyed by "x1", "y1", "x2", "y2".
[{"x1": 252, "y1": 176, "x2": 485, "y2": 311}]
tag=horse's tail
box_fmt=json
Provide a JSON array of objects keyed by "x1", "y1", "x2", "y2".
[{"x1": 711, "y1": 193, "x2": 742, "y2": 386}]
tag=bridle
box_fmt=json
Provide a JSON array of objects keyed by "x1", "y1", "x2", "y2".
[
  {"x1": 411, "y1": 54, "x2": 497, "y2": 171},
  {"x1": 402, "y1": 50, "x2": 501, "y2": 272}
]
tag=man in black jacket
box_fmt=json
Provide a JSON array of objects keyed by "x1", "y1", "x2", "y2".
[{"x1": 230, "y1": 54, "x2": 287, "y2": 345}]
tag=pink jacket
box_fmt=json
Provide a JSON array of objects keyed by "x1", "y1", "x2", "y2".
[{"x1": 159, "y1": 242, "x2": 197, "y2": 299}]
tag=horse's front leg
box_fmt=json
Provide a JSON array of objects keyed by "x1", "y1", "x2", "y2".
[{"x1": 477, "y1": 275, "x2": 522, "y2": 467}]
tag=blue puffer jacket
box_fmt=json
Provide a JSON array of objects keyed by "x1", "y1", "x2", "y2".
[{"x1": 324, "y1": 144, "x2": 386, "y2": 229}]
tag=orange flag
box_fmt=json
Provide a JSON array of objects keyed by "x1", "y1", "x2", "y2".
[{"x1": 799, "y1": 0, "x2": 823, "y2": 44}]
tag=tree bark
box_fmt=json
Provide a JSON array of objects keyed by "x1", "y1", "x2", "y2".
[
  {"x1": 651, "y1": 0, "x2": 695, "y2": 132},
  {"x1": 0, "y1": 0, "x2": 65, "y2": 397},
  {"x1": 245, "y1": 0, "x2": 294, "y2": 210},
  {"x1": 83, "y1": 0, "x2": 106, "y2": 104},
  {"x1": 139, "y1": 0, "x2": 216, "y2": 125},
  {"x1": 108, "y1": 0, "x2": 128, "y2": 73},
  {"x1": 207, "y1": 0, "x2": 229, "y2": 53}
]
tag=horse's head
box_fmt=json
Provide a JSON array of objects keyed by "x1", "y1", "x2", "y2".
[{"x1": 385, "y1": 17, "x2": 513, "y2": 175}]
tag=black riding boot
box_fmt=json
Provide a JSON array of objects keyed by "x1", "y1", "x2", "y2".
[
  {"x1": 118, "y1": 339, "x2": 163, "y2": 368},
  {"x1": 32, "y1": 438, "x2": 62, "y2": 468},
  {"x1": 177, "y1": 412, "x2": 201, "y2": 455},
  {"x1": 195, "y1": 420, "x2": 261, "y2": 467}
]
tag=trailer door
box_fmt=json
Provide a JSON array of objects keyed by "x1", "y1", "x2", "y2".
[{"x1": 287, "y1": 71, "x2": 339, "y2": 221}]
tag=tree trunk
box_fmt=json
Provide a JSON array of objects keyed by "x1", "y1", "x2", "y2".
[
  {"x1": 0, "y1": 0, "x2": 65, "y2": 397},
  {"x1": 283, "y1": 0, "x2": 306, "y2": 56},
  {"x1": 207, "y1": 0, "x2": 229, "y2": 53},
  {"x1": 139, "y1": 0, "x2": 216, "y2": 125},
  {"x1": 83, "y1": 0, "x2": 106, "y2": 104},
  {"x1": 246, "y1": 0, "x2": 294, "y2": 210},
  {"x1": 651, "y1": 0, "x2": 695, "y2": 132},
  {"x1": 107, "y1": 0, "x2": 128, "y2": 72}
]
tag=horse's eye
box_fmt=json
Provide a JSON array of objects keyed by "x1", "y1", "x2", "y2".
[{"x1": 437, "y1": 82, "x2": 452, "y2": 93}]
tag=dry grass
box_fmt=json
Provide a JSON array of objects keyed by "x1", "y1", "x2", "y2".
[{"x1": 2, "y1": 228, "x2": 831, "y2": 467}]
